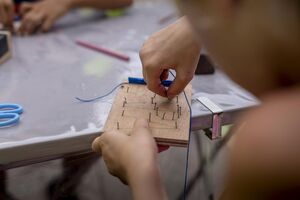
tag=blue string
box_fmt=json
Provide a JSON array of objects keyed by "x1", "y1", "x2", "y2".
[
  {"x1": 75, "y1": 83, "x2": 125, "y2": 103},
  {"x1": 169, "y1": 71, "x2": 192, "y2": 200},
  {"x1": 182, "y1": 90, "x2": 192, "y2": 200}
]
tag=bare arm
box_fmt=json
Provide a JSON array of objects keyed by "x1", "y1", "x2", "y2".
[
  {"x1": 0, "y1": 0, "x2": 14, "y2": 29},
  {"x1": 128, "y1": 162, "x2": 168, "y2": 200},
  {"x1": 18, "y1": 0, "x2": 133, "y2": 35},
  {"x1": 222, "y1": 88, "x2": 300, "y2": 199}
]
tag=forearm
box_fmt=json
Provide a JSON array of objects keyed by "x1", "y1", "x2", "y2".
[
  {"x1": 127, "y1": 163, "x2": 168, "y2": 200},
  {"x1": 67, "y1": 0, "x2": 133, "y2": 9}
]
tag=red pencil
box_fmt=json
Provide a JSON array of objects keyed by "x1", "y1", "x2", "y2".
[{"x1": 76, "y1": 40, "x2": 130, "y2": 62}]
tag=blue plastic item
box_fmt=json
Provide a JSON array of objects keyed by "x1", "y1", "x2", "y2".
[
  {"x1": 0, "y1": 104, "x2": 23, "y2": 127},
  {"x1": 128, "y1": 77, "x2": 172, "y2": 87}
]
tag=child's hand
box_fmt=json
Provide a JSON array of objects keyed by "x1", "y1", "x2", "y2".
[
  {"x1": 139, "y1": 17, "x2": 201, "y2": 99},
  {"x1": 18, "y1": 0, "x2": 72, "y2": 35},
  {"x1": 92, "y1": 119, "x2": 159, "y2": 184},
  {"x1": 0, "y1": 0, "x2": 14, "y2": 29}
]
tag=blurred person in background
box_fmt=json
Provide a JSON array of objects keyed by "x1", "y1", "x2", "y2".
[{"x1": 0, "y1": 0, "x2": 132, "y2": 35}]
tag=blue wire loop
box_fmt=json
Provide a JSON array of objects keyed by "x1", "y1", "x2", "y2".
[
  {"x1": 0, "y1": 113, "x2": 20, "y2": 127},
  {"x1": 75, "y1": 83, "x2": 125, "y2": 102},
  {"x1": 75, "y1": 77, "x2": 173, "y2": 103},
  {"x1": 0, "y1": 104, "x2": 23, "y2": 127},
  {"x1": 0, "y1": 104, "x2": 23, "y2": 114}
]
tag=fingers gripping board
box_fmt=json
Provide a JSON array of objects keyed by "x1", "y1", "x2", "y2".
[{"x1": 104, "y1": 83, "x2": 192, "y2": 147}]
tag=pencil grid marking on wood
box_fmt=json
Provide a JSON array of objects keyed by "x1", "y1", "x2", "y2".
[{"x1": 104, "y1": 83, "x2": 192, "y2": 147}]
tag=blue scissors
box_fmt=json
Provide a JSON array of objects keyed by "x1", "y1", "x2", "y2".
[{"x1": 0, "y1": 104, "x2": 23, "y2": 127}]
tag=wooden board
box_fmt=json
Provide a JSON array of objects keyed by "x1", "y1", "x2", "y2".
[
  {"x1": 104, "y1": 83, "x2": 192, "y2": 147},
  {"x1": 0, "y1": 31, "x2": 12, "y2": 65}
]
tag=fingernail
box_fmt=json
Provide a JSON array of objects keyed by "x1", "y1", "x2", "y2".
[{"x1": 91, "y1": 137, "x2": 101, "y2": 153}]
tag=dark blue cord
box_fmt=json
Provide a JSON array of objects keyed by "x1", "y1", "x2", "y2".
[
  {"x1": 75, "y1": 83, "x2": 125, "y2": 102},
  {"x1": 75, "y1": 77, "x2": 173, "y2": 103},
  {"x1": 182, "y1": 89, "x2": 192, "y2": 200},
  {"x1": 169, "y1": 71, "x2": 192, "y2": 200}
]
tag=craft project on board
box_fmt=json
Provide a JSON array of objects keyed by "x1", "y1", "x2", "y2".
[{"x1": 104, "y1": 83, "x2": 192, "y2": 147}]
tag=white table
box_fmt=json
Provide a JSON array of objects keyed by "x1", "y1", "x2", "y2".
[{"x1": 0, "y1": 1, "x2": 257, "y2": 169}]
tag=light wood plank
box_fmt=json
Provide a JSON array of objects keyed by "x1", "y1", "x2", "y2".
[{"x1": 104, "y1": 83, "x2": 192, "y2": 147}]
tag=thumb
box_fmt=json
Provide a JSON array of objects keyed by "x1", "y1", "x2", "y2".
[
  {"x1": 92, "y1": 136, "x2": 103, "y2": 155},
  {"x1": 131, "y1": 118, "x2": 152, "y2": 137}
]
